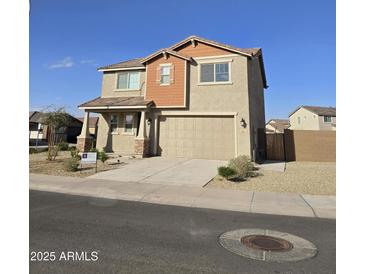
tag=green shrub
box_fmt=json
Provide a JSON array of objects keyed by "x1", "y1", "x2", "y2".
[
  {"x1": 228, "y1": 155, "x2": 256, "y2": 178},
  {"x1": 69, "y1": 147, "x2": 80, "y2": 159},
  {"x1": 58, "y1": 141, "x2": 69, "y2": 151},
  {"x1": 98, "y1": 150, "x2": 108, "y2": 163},
  {"x1": 89, "y1": 147, "x2": 99, "y2": 153},
  {"x1": 29, "y1": 147, "x2": 48, "y2": 154},
  {"x1": 65, "y1": 157, "x2": 79, "y2": 172},
  {"x1": 218, "y1": 166, "x2": 236, "y2": 179}
]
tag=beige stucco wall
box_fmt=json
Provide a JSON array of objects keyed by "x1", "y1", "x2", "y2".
[
  {"x1": 96, "y1": 112, "x2": 138, "y2": 154},
  {"x1": 319, "y1": 115, "x2": 336, "y2": 131},
  {"x1": 289, "y1": 108, "x2": 320, "y2": 130},
  {"x1": 289, "y1": 108, "x2": 336, "y2": 131},
  {"x1": 247, "y1": 57, "x2": 266, "y2": 158},
  {"x1": 142, "y1": 55, "x2": 251, "y2": 157},
  {"x1": 101, "y1": 70, "x2": 146, "y2": 98}
]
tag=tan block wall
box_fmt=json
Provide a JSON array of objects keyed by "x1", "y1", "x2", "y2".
[
  {"x1": 284, "y1": 130, "x2": 336, "y2": 162},
  {"x1": 145, "y1": 55, "x2": 186, "y2": 107},
  {"x1": 101, "y1": 70, "x2": 146, "y2": 98}
]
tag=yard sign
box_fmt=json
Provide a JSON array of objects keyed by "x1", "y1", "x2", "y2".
[{"x1": 80, "y1": 152, "x2": 97, "y2": 172}]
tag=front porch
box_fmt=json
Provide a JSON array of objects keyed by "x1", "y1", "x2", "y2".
[{"x1": 77, "y1": 96, "x2": 154, "y2": 158}]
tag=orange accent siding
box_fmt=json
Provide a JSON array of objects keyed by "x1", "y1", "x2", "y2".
[
  {"x1": 176, "y1": 41, "x2": 233, "y2": 57},
  {"x1": 146, "y1": 55, "x2": 185, "y2": 107}
]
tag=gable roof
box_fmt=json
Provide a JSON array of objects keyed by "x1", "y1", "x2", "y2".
[
  {"x1": 140, "y1": 49, "x2": 192, "y2": 64},
  {"x1": 78, "y1": 96, "x2": 153, "y2": 109},
  {"x1": 77, "y1": 117, "x2": 99, "y2": 127},
  {"x1": 266, "y1": 119, "x2": 290, "y2": 132},
  {"x1": 29, "y1": 111, "x2": 83, "y2": 127},
  {"x1": 97, "y1": 58, "x2": 145, "y2": 71},
  {"x1": 289, "y1": 106, "x2": 336, "y2": 117},
  {"x1": 96, "y1": 35, "x2": 268, "y2": 88},
  {"x1": 29, "y1": 111, "x2": 43, "y2": 123},
  {"x1": 169, "y1": 35, "x2": 262, "y2": 57}
]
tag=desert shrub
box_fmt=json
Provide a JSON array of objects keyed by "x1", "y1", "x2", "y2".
[
  {"x1": 98, "y1": 150, "x2": 108, "y2": 163},
  {"x1": 218, "y1": 166, "x2": 236, "y2": 179},
  {"x1": 65, "y1": 157, "x2": 79, "y2": 172},
  {"x1": 58, "y1": 141, "x2": 69, "y2": 151},
  {"x1": 29, "y1": 147, "x2": 48, "y2": 154},
  {"x1": 89, "y1": 147, "x2": 99, "y2": 153},
  {"x1": 69, "y1": 147, "x2": 80, "y2": 159},
  {"x1": 228, "y1": 155, "x2": 256, "y2": 178}
]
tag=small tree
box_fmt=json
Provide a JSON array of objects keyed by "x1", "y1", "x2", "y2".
[{"x1": 41, "y1": 107, "x2": 71, "y2": 161}]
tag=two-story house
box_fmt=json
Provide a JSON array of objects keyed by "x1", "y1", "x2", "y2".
[
  {"x1": 289, "y1": 106, "x2": 336, "y2": 131},
  {"x1": 77, "y1": 36, "x2": 268, "y2": 161}
]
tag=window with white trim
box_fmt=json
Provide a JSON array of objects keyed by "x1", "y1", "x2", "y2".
[
  {"x1": 297, "y1": 117, "x2": 301, "y2": 124},
  {"x1": 124, "y1": 114, "x2": 134, "y2": 133},
  {"x1": 160, "y1": 65, "x2": 171, "y2": 85},
  {"x1": 110, "y1": 114, "x2": 118, "y2": 133},
  {"x1": 116, "y1": 72, "x2": 140, "y2": 90},
  {"x1": 200, "y1": 62, "x2": 229, "y2": 83},
  {"x1": 323, "y1": 116, "x2": 332, "y2": 123}
]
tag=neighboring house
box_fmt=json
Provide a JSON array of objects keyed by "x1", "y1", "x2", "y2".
[
  {"x1": 77, "y1": 35, "x2": 268, "y2": 160},
  {"x1": 29, "y1": 111, "x2": 83, "y2": 144},
  {"x1": 266, "y1": 119, "x2": 290, "y2": 133},
  {"x1": 289, "y1": 106, "x2": 336, "y2": 131},
  {"x1": 77, "y1": 116, "x2": 99, "y2": 137},
  {"x1": 29, "y1": 111, "x2": 48, "y2": 145}
]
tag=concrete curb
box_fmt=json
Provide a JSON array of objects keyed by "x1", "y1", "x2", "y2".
[{"x1": 29, "y1": 174, "x2": 336, "y2": 219}]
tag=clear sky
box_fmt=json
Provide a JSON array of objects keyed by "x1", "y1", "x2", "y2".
[{"x1": 30, "y1": 0, "x2": 335, "y2": 120}]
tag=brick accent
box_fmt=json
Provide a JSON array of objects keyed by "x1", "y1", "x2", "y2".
[
  {"x1": 134, "y1": 138, "x2": 149, "y2": 158},
  {"x1": 77, "y1": 137, "x2": 93, "y2": 152}
]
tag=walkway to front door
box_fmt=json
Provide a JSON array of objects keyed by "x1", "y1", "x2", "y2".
[{"x1": 88, "y1": 157, "x2": 227, "y2": 187}]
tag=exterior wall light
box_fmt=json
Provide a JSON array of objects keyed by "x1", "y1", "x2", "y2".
[
  {"x1": 240, "y1": 118, "x2": 247, "y2": 128},
  {"x1": 147, "y1": 118, "x2": 152, "y2": 125}
]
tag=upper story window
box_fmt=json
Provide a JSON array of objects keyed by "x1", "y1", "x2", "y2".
[
  {"x1": 155, "y1": 64, "x2": 174, "y2": 85},
  {"x1": 324, "y1": 116, "x2": 332, "y2": 123},
  {"x1": 110, "y1": 114, "x2": 118, "y2": 133},
  {"x1": 159, "y1": 65, "x2": 171, "y2": 85},
  {"x1": 200, "y1": 62, "x2": 230, "y2": 83},
  {"x1": 116, "y1": 72, "x2": 140, "y2": 90},
  {"x1": 297, "y1": 117, "x2": 301, "y2": 124}
]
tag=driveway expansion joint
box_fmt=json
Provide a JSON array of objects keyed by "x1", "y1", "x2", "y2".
[{"x1": 299, "y1": 194, "x2": 318, "y2": 218}]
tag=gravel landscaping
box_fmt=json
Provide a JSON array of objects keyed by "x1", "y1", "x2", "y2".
[
  {"x1": 29, "y1": 151, "x2": 132, "y2": 178},
  {"x1": 207, "y1": 162, "x2": 335, "y2": 196}
]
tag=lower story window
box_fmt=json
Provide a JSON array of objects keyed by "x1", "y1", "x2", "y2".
[
  {"x1": 110, "y1": 114, "x2": 118, "y2": 133},
  {"x1": 124, "y1": 114, "x2": 134, "y2": 133}
]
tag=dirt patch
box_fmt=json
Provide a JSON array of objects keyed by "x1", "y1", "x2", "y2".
[
  {"x1": 207, "y1": 162, "x2": 335, "y2": 196},
  {"x1": 29, "y1": 151, "x2": 128, "y2": 178}
]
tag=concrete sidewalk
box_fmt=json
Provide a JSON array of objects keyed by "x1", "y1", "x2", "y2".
[{"x1": 29, "y1": 174, "x2": 335, "y2": 219}]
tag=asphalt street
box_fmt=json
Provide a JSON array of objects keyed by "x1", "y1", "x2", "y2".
[{"x1": 30, "y1": 190, "x2": 336, "y2": 274}]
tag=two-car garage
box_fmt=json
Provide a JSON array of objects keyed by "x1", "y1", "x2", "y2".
[{"x1": 157, "y1": 115, "x2": 236, "y2": 160}]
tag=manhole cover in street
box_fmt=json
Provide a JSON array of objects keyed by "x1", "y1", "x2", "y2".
[
  {"x1": 219, "y1": 229, "x2": 317, "y2": 262},
  {"x1": 241, "y1": 235, "x2": 293, "y2": 252}
]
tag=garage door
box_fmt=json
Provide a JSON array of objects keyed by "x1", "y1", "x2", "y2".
[{"x1": 158, "y1": 116, "x2": 235, "y2": 160}]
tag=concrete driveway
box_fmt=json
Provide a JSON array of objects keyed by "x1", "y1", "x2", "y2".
[{"x1": 88, "y1": 157, "x2": 226, "y2": 187}]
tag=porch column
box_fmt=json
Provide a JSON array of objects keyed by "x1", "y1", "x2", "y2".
[
  {"x1": 134, "y1": 110, "x2": 149, "y2": 158},
  {"x1": 137, "y1": 110, "x2": 147, "y2": 139},
  {"x1": 77, "y1": 111, "x2": 93, "y2": 152}
]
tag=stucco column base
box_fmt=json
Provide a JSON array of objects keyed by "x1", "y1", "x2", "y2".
[
  {"x1": 134, "y1": 138, "x2": 150, "y2": 158},
  {"x1": 77, "y1": 136, "x2": 93, "y2": 152}
]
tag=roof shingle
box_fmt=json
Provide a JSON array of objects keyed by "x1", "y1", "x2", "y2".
[{"x1": 78, "y1": 96, "x2": 153, "y2": 108}]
